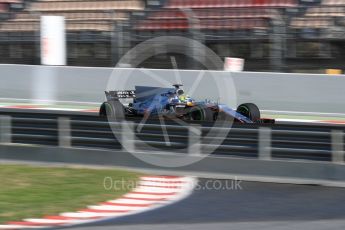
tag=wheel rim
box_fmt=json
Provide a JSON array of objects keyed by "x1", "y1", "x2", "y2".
[
  {"x1": 104, "y1": 103, "x2": 113, "y2": 117},
  {"x1": 190, "y1": 107, "x2": 204, "y2": 121},
  {"x1": 237, "y1": 105, "x2": 251, "y2": 119}
]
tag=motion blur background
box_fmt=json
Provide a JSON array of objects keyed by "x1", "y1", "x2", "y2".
[
  {"x1": 0, "y1": 0, "x2": 343, "y2": 73},
  {"x1": 2, "y1": 2, "x2": 345, "y2": 229}
]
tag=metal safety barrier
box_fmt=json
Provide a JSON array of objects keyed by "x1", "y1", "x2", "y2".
[
  {"x1": 1, "y1": 112, "x2": 345, "y2": 186},
  {"x1": 0, "y1": 114, "x2": 344, "y2": 163}
]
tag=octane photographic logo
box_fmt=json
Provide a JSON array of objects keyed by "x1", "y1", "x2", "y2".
[{"x1": 106, "y1": 36, "x2": 237, "y2": 167}]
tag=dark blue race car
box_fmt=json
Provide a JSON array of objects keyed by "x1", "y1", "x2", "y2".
[{"x1": 100, "y1": 84, "x2": 274, "y2": 124}]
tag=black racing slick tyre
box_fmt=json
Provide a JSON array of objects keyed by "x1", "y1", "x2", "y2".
[
  {"x1": 188, "y1": 106, "x2": 214, "y2": 121},
  {"x1": 236, "y1": 103, "x2": 261, "y2": 122},
  {"x1": 99, "y1": 101, "x2": 125, "y2": 120}
]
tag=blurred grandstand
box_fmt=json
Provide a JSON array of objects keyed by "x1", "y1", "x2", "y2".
[{"x1": 0, "y1": 0, "x2": 344, "y2": 72}]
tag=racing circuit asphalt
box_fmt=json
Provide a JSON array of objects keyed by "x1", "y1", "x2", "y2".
[{"x1": 61, "y1": 179, "x2": 345, "y2": 230}]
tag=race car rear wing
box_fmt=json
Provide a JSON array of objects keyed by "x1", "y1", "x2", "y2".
[{"x1": 105, "y1": 90, "x2": 136, "y2": 101}]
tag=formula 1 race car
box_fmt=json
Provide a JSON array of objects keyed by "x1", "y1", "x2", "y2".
[{"x1": 99, "y1": 84, "x2": 274, "y2": 124}]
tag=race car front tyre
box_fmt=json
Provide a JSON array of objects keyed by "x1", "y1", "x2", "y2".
[
  {"x1": 99, "y1": 101, "x2": 125, "y2": 120},
  {"x1": 236, "y1": 103, "x2": 260, "y2": 122},
  {"x1": 188, "y1": 106, "x2": 214, "y2": 121}
]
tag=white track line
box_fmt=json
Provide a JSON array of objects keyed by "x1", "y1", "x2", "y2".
[
  {"x1": 87, "y1": 205, "x2": 145, "y2": 211},
  {"x1": 106, "y1": 198, "x2": 159, "y2": 205},
  {"x1": 140, "y1": 176, "x2": 187, "y2": 182},
  {"x1": 23, "y1": 219, "x2": 72, "y2": 224},
  {"x1": 77, "y1": 212, "x2": 127, "y2": 217},
  {"x1": 123, "y1": 193, "x2": 174, "y2": 199},
  {"x1": 139, "y1": 181, "x2": 183, "y2": 187},
  {"x1": 0, "y1": 225, "x2": 46, "y2": 229},
  {"x1": 133, "y1": 186, "x2": 181, "y2": 193},
  {"x1": 275, "y1": 118, "x2": 318, "y2": 123},
  {"x1": 59, "y1": 212, "x2": 102, "y2": 219}
]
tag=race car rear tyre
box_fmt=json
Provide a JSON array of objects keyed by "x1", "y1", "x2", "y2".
[
  {"x1": 99, "y1": 101, "x2": 125, "y2": 120},
  {"x1": 189, "y1": 106, "x2": 214, "y2": 121},
  {"x1": 236, "y1": 103, "x2": 260, "y2": 122}
]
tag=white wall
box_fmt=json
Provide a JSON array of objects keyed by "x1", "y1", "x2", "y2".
[{"x1": 0, "y1": 64, "x2": 344, "y2": 113}]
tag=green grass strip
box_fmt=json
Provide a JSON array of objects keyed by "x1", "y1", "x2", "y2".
[{"x1": 0, "y1": 164, "x2": 140, "y2": 224}]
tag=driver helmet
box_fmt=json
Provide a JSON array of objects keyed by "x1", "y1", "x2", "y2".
[
  {"x1": 179, "y1": 94, "x2": 187, "y2": 102},
  {"x1": 186, "y1": 95, "x2": 194, "y2": 106}
]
